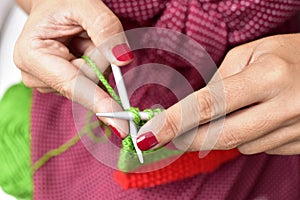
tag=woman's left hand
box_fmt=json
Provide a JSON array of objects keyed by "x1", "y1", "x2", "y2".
[{"x1": 136, "y1": 34, "x2": 300, "y2": 155}]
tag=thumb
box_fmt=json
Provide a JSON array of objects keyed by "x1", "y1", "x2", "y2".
[
  {"x1": 77, "y1": 0, "x2": 133, "y2": 66},
  {"x1": 73, "y1": 1, "x2": 132, "y2": 137}
]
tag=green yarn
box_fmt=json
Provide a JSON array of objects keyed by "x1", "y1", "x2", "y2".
[
  {"x1": 84, "y1": 112, "x2": 112, "y2": 143},
  {"x1": 82, "y1": 56, "x2": 183, "y2": 172},
  {"x1": 126, "y1": 107, "x2": 141, "y2": 125},
  {"x1": 82, "y1": 55, "x2": 122, "y2": 105},
  {"x1": 32, "y1": 110, "x2": 112, "y2": 172},
  {"x1": 126, "y1": 107, "x2": 163, "y2": 126},
  {"x1": 118, "y1": 136, "x2": 182, "y2": 172},
  {"x1": 32, "y1": 134, "x2": 81, "y2": 173},
  {"x1": 0, "y1": 83, "x2": 33, "y2": 200}
]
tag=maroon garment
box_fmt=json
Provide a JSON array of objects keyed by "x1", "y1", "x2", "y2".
[
  {"x1": 31, "y1": 92, "x2": 300, "y2": 199},
  {"x1": 31, "y1": 0, "x2": 300, "y2": 199},
  {"x1": 32, "y1": 92, "x2": 300, "y2": 200}
]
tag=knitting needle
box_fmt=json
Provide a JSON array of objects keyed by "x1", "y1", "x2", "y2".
[
  {"x1": 96, "y1": 111, "x2": 151, "y2": 121},
  {"x1": 111, "y1": 63, "x2": 144, "y2": 164}
]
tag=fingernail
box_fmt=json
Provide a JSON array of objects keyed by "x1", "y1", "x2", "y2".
[
  {"x1": 136, "y1": 132, "x2": 158, "y2": 151},
  {"x1": 109, "y1": 125, "x2": 123, "y2": 139},
  {"x1": 112, "y1": 43, "x2": 134, "y2": 62}
]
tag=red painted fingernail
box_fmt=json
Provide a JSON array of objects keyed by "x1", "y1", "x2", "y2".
[
  {"x1": 136, "y1": 132, "x2": 158, "y2": 151},
  {"x1": 109, "y1": 125, "x2": 123, "y2": 139},
  {"x1": 112, "y1": 43, "x2": 134, "y2": 62}
]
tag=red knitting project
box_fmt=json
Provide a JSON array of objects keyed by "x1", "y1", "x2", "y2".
[{"x1": 114, "y1": 149, "x2": 240, "y2": 189}]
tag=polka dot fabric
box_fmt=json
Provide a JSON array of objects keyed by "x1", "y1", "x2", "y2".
[
  {"x1": 105, "y1": 0, "x2": 300, "y2": 63},
  {"x1": 31, "y1": 0, "x2": 300, "y2": 199},
  {"x1": 31, "y1": 94, "x2": 300, "y2": 199}
]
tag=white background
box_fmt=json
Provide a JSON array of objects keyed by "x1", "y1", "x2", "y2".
[
  {"x1": 0, "y1": 0, "x2": 27, "y2": 199},
  {"x1": 0, "y1": 1, "x2": 24, "y2": 98}
]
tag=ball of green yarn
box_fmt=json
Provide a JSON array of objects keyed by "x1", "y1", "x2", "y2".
[{"x1": 0, "y1": 83, "x2": 32, "y2": 200}]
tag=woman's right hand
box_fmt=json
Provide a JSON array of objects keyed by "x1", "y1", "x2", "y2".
[{"x1": 14, "y1": 0, "x2": 133, "y2": 137}]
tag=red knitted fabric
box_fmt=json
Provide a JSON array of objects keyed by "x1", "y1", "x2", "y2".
[
  {"x1": 114, "y1": 149, "x2": 240, "y2": 189},
  {"x1": 30, "y1": 0, "x2": 300, "y2": 199}
]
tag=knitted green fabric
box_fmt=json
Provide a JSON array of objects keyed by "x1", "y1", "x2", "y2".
[
  {"x1": 0, "y1": 83, "x2": 33, "y2": 200},
  {"x1": 118, "y1": 137, "x2": 181, "y2": 172},
  {"x1": 126, "y1": 107, "x2": 162, "y2": 126}
]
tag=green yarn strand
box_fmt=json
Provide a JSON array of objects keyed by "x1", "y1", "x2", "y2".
[
  {"x1": 126, "y1": 107, "x2": 141, "y2": 125},
  {"x1": 82, "y1": 55, "x2": 163, "y2": 125},
  {"x1": 82, "y1": 55, "x2": 122, "y2": 105},
  {"x1": 126, "y1": 108, "x2": 164, "y2": 126}
]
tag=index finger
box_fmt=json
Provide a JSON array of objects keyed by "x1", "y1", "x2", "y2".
[
  {"x1": 136, "y1": 64, "x2": 271, "y2": 151},
  {"x1": 76, "y1": 0, "x2": 134, "y2": 66},
  {"x1": 31, "y1": 48, "x2": 129, "y2": 137}
]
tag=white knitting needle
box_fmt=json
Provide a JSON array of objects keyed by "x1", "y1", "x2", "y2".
[
  {"x1": 111, "y1": 63, "x2": 144, "y2": 163},
  {"x1": 96, "y1": 111, "x2": 151, "y2": 121}
]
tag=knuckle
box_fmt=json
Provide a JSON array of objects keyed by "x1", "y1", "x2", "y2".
[
  {"x1": 261, "y1": 54, "x2": 289, "y2": 84},
  {"x1": 14, "y1": 38, "x2": 37, "y2": 73},
  {"x1": 52, "y1": 69, "x2": 81, "y2": 99},
  {"x1": 255, "y1": 37, "x2": 281, "y2": 52},
  {"x1": 196, "y1": 90, "x2": 213, "y2": 123},
  {"x1": 164, "y1": 111, "x2": 180, "y2": 139},
  {"x1": 53, "y1": 75, "x2": 76, "y2": 100},
  {"x1": 94, "y1": 12, "x2": 122, "y2": 36},
  {"x1": 226, "y1": 45, "x2": 249, "y2": 60},
  {"x1": 226, "y1": 46, "x2": 241, "y2": 58},
  {"x1": 253, "y1": 117, "x2": 273, "y2": 132},
  {"x1": 217, "y1": 132, "x2": 241, "y2": 150},
  {"x1": 56, "y1": 83, "x2": 72, "y2": 99}
]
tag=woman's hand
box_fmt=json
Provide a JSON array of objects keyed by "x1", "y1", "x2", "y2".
[
  {"x1": 137, "y1": 34, "x2": 300, "y2": 155},
  {"x1": 14, "y1": 0, "x2": 133, "y2": 137}
]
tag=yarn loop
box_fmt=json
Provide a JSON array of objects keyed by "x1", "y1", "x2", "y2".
[{"x1": 126, "y1": 107, "x2": 163, "y2": 126}]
